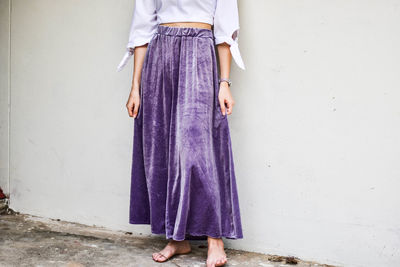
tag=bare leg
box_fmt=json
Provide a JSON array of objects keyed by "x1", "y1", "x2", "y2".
[
  {"x1": 152, "y1": 240, "x2": 192, "y2": 262},
  {"x1": 206, "y1": 237, "x2": 227, "y2": 267}
]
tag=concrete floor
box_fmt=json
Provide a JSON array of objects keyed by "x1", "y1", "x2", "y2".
[{"x1": 0, "y1": 212, "x2": 337, "y2": 267}]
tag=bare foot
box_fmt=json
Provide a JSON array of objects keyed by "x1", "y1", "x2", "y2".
[
  {"x1": 152, "y1": 240, "x2": 191, "y2": 262},
  {"x1": 206, "y1": 237, "x2": 227, "y2": 267}
]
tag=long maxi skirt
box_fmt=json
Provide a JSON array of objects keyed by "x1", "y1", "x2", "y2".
[{"x1": 130, "y1": 25, "x2": 243, "y2": 241}]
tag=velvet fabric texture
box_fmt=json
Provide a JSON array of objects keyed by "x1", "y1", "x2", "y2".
[{"x1": 129, "y1": 25, "x2": 243, "y2": 241}]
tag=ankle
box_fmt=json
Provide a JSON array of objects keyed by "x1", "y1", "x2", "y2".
[{"x1": 207, "y1": 237, "x2": 224, "y2": 246}]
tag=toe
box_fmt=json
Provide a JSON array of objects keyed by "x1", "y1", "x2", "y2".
[
  {"x1": 155, "y1": 253, "x2": 164, "y2": 262},
  {"x1": 216, "y1": 258, "x2": 226, "y2": 266},
  {"x1": 158, "y1": 253, "x2": 168, "y2": 262},
  {"x1": 152, "y1": 253, "x2": 158, "y2": 261}
]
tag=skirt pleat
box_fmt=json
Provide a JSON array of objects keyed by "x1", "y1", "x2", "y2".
[{"x1": 129, "y1": 25, "x2": 243, "y2": 241}]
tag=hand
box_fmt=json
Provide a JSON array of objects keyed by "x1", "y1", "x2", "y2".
[
  {"x1": 218, "y1": 82, "x2": 235, "y2": 116},
  {"x1": 126, "y1": 83, "x2": 140, "y2": 118}
]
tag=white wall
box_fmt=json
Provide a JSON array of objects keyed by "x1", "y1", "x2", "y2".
[
  {"x1": 2, "y1": 1, "x2": 400, "y2": 266},
  {"x1": 0, "y1": 0, "x2": 10, "y2": 195}
]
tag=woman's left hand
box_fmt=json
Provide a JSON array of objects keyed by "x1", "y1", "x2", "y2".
[{"x1": 218, "y1": 82, "x2": 235, "y2": 115}]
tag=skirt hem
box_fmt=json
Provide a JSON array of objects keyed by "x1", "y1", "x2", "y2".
[{"x1": 129, "y1": 220, "x2": 243, "y2": 241}]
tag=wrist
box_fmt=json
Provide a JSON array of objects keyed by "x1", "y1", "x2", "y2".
[
  {"x1": 219, "y1": 82, "x2": 230, "y2": 90},
  {"x1": 218, "y1": 78, "x2": 231, "y2": 87},
  {"x1": 131, "y1": 80, "x2": 140, "y2": 91}
]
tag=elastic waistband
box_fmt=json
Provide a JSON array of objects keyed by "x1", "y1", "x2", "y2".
[{"x1": 156, "y1": 25, "x2": 214, "y2": 39}]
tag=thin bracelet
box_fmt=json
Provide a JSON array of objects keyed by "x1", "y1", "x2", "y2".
[{"x1": 218, "y1": 78, "x2": 232, "y2": 87}]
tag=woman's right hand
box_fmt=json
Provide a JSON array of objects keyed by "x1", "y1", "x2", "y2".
[
  {"x1": 126, "y1": 83, "x2": 140, "y2": 118},
  {"x1": 127, "y1": 45, "x2": 148, "y2": 119}
]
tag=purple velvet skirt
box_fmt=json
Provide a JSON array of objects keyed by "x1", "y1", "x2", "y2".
[{"x1": 129, "y1": 25, "x2": 243, "y2": 241}]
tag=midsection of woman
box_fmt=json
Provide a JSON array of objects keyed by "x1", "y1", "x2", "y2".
[
  {"x1": 159, "y1": 21, "x2": 212, "y2": 30},
  {"x1": 116, "y1": 0, "x2": 245, "y2": 72}
]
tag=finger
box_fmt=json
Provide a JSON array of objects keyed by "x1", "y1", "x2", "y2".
[
  {"x1": 219, "y1": 98, "x2": 226, "y2": 115},
  {"x1": 126, "y1": 104, "x2": 133, "y2": 117},
  {"x1": 133, "y1": 102, "x2": 139, "y2": 118},
  {"x1": 226, "y1": 99, "x2": 233, "y2": 115}
]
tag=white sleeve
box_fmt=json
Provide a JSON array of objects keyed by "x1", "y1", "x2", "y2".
[
  {"x1": 116, "y1": 0, "x2": 158, "y2": 72},
  {"x1": 213, "y1": 0, "x2": 245, "y2": 70}
]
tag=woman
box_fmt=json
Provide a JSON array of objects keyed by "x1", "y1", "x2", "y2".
[{"x1": 117, "y1": 0, "x2": 245, "y2": 266}]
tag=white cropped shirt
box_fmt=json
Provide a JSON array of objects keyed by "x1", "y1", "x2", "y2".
[{"x1": 116, "y1": 0, "x2": 245, "y2": 72}]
